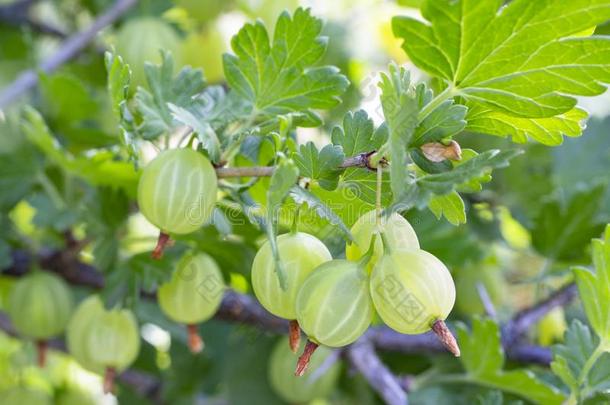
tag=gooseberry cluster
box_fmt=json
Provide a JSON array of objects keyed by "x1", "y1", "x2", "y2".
[
  {"x1": 251, "y1": 209, "x2": 459, "y2": 376},
  {"x1": 6, "y1": 272, "x2": 141, "y2": 394}
]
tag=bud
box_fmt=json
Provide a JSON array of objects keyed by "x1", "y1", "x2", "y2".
[{"x1": 421, "y1": 140, "x2": 462, "y2": 162}]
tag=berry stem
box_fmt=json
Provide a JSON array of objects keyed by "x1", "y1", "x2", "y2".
[
  {"x1": 288, "y1": 320, "x2": 301, "y2": 353},
  {"x1": 431, "y1": 319, "x2": 460, "y2": 357},
  {"x1": 187, "y1": 324, "x2": 204, "y2": 353},
  {"x1": 103, "y1": 367, "x2": 116, "y2": 394},
  {"x1": 295, "y1": 339, "x2": 319, "y2": 376},
  {"x1": 151, "y1": 231, "x2": 170, "y2": 260},
  {"x1": 375, "y1": 165, "x2": 383, "y2": 230},
  {"x1": 36, "y1": 340, "x2": 47, "y2": 368}
]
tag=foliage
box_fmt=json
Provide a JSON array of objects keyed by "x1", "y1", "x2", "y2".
[{"x1": 0, "y1": 0, "x2": 610, "y2": 403}]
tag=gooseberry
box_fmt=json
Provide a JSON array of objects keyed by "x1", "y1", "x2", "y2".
[
  {"x1": 114, "y1": 17, "x2": 181, "y2": 86},
  {"x1": 295, "y1": 260, "x2": 373, "y2": 375},
  {"x1": 269, "y1": 337, "x2": 340, "y2": 403},
  {"x1": 158, "y1": 252, "x2": 225, "y2": 353},
  {"x1": 370, "y1": 248, "x2": 459, "y2": 356},
  {"x1": 346, "y1": 210, "x2": 419, "y2": 271},
  {"x1": 66, "y1": 296, "x2": 140, "y2": 393},
  {"x1": 137, "y1": 148, "x2": 218, "y2": 258},
  {"x1": 538, "y1": 307, "x2": 567, "y2": 346},
  {"x1": 7, "y1": 271, "x2": 74, "y2": 367},
  {"x1": 251, "y1": 232, "x2": 332, "y2": 351}
]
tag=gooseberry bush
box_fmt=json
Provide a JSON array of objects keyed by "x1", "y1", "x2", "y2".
[{"x1": 1, "y1": 0, "x2": 610, "y2": 404}]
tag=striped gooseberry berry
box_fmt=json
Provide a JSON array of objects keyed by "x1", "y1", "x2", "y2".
[
  {"x1": 137, "y1": 148, "x2": 218, "y2": 259},
  {"x1": 370, "y1": 248, "x2": 459, "y2": 356},
  {"x1": 158, "y1": 252, "x2": 225, "y2": 353},
  {"x1": 269, "y1": 337, "x2": 340, "y2": 403},
  {"x1": 66, "y1": 295, "x2": 140, "y2": 393},
  {"x1": 251, "y1": 232, "x2": 332, "y2": 352},
  {"x1": 346, "y1": 210, "x2": 419, "y2": 271},
  {"x1": 295, "y1": 259, "x2": 373, "y2": 375},
  {"x1": 7, "y1": 271, "x2": 74, "y2": 367}
]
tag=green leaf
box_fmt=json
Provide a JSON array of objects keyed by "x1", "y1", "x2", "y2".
[
  {"x1": 531, "y1": 185, "x2": 606, "y2": 261},
  {"x1": 223, "y1": 7, "x2": 348, "y2": 119},
  {"x1": 292, "y1": 142, "x2": 345, "y2": 190},
  {"x1": 265, "y1": 159, "x2": 299, "y2": 289},
  {"x1": 573, "y1": 225, "x2": 610, "y2": 340},
  {"x1": 379, "y1": 64, "x2": 419, "y2": 206},
  {"x1": 105, "y1": 51, "x2": 131, "y2": 119},
  {"x1": 168, "y1": 104, "x2": 221, "y2": 163},
  {"x1": 429, "y1": 191, "x2": 466, "y2": 226},
  {"x1": 552, "y1": 320, "x2": 599, "y2": 392},
  {"x1": 393, "y1": 0, "x2": 610, "y2": 141},
  {"x1": 467, "y1": 105, "x2": 588, "y2": 146},
  {"x1": 331, "y1": 110, "x2": 388, "y2": 156},
  {"x1": 454, "y1": 149, "x2": 494, "y2": 193},
  {"x1": 458, "y1": 318, "x2": 565, "y2": 405},
  {"x1": 105, "y1": 51, "x2": 138, "y2": 160},
  {"x1": 412, "y1": 82, "x2": 467, "y2": 147},
  {"x1": 135, "y1": 51, "x2": 206, "y2": 139},
  {"x1": 331, "y1": 110, "x2": 390, "y2": 205},
  {"x1": 0, "y1": 146, "x2": 40, "y2": 210},
  {"x1": 39, "y1": 72, "x2": 97, "y2": 124},
  {"x1": 21, "y1": 107, "x2": 139, "y2": 196},
  {"x1": 394, "y1": 0, "x2": 610, "y2": 116},
  {"x1": 288, "y1": 185, "x2": 353, "y2": 241},
  {"x1": 341, "y1": 168, "x2": 392, "y2": 206},
  {"x1": 417, "y1": 150, "x2": 521, "y2": 197}
]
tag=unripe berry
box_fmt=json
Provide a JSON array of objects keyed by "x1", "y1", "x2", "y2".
[
  {"x1": 346, "y1": 210, "x2": 419, "y2": 271},
  {"x1": 138, "y1": 148, "x2": 218, "y2": 258},
  {"x1": 251, "y1": 232, "x2": 332, "y2": 350},
  {"x1": 158, "y1": 252, "x2": 225, "y2": 352},
  {"x1": 66, "y1": 296, "x2": 140, "y2": 393},
  {"x1": 252, "y1": 232, "x2": 332, "y2": 320},
  {"x1": 67, "y1": 296, "x2": 105, "y2": 374},
  {"x1": 370, "y1": 248, "x2": 459, "y2": 355},
  {"x1": 538, "y1": 307, "x2": 567, "y2": 346},
  {"x1": 269, "y1": 337, "x2": 340, "y2": 403},
  {"x1": 7, "y1": 271, "x2": 74, "y2": 367},
  {"x1": 295, "y1": 259, "x2": 373, "y2": 375}
]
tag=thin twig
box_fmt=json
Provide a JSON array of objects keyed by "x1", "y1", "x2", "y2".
[
  {"x1": 215, "y1": 151, "x2": 382, "y2": 179},
  {"x1": 0, "y1": 0, "x2": 137, "y2": 109},
  {"x1": 216, "y1": 166, "x2": 275, "y2": 178},
  {"x1": 347, "y1": 337, "x2": 408, "y2": 405},
  {"x1": 502, "y1": 283, "x2": 577, "y2": 347},
  {"x1": 476, "y1": 282, "x2": 498, "y2": 320}
]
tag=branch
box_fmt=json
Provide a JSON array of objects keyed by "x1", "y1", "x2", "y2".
[
  {"x1": 502, "y1": 283, "x2": 578, "y2": 347},
  {"x1": 216, "y1": 166, "x2": 274, "y2": 178},
  {"x1": 347, "y1": 337, "x2": 409, "y2": 405},
  {"x1": 0, "y1": 0, "x2": 137, "y2": 109},
  {"x1": 215, "y1": 151, "x2": 378, "y2": 179}
]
